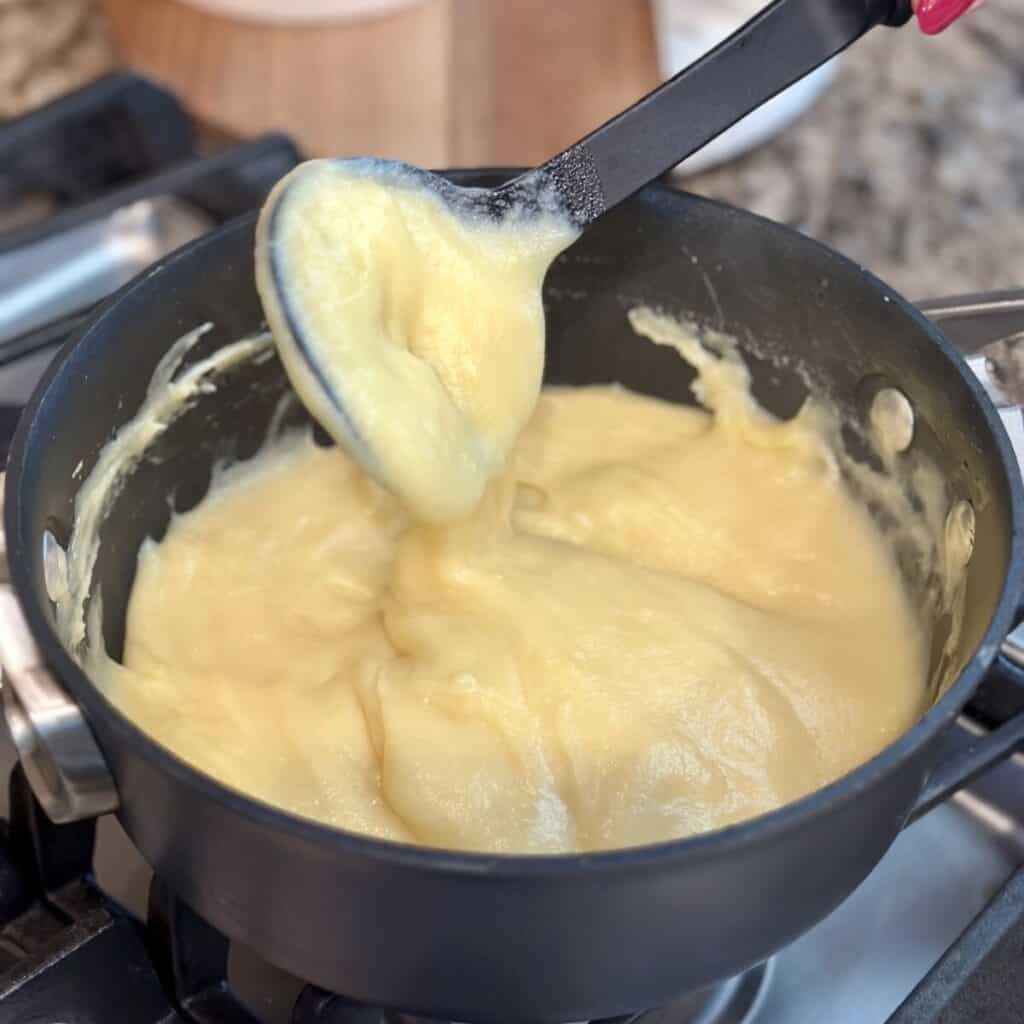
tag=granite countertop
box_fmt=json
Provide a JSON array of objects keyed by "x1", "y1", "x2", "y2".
[
  {"x1": 4, "y1": 0, "x2": 1022, "y2": 299},
  {"x1": 0, "y1": 0, "x2": 113, "y2": 117},
  {"x1": 682, "y1": 0, "x2": 1024, "y2": 299}
]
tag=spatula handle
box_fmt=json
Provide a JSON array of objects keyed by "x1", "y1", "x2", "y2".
[{"x1": 541, "y1": 0, "x2": 913, "y2": 227}]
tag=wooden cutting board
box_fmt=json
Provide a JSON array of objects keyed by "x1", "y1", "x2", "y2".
[{"x1": 101, "y1": 0, "x2": 660, "y2": 166}]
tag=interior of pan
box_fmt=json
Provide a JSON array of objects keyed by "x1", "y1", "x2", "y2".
[{"x1": 8, "y1": 174, "x2": 1017, "y2": 784}]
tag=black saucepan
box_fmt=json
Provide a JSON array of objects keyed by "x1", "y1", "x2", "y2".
[{"x1": 5, "y1": 171, "x2": 1024, "y2": 1024}]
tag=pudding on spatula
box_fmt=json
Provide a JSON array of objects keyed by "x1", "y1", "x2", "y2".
[{"x1": 255, "y1": 158, "x2": 578, "y2": 523}]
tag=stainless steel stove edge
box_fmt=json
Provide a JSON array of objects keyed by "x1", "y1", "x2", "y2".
[{"x1": 0, "y1": 472, "x2": 118, "y2": 822}]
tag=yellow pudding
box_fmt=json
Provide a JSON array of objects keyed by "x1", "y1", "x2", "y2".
[
  {"x1": 94, "y1": 311, "x2": 929, "y2": 853},
  {"x1": 255, "y1": 160, "x2": 578, "y2": 523}
]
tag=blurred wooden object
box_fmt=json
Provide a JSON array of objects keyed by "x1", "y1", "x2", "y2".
[
  {"x1": 101, "y1": 0, "x2": 659, "y2": 165},
  {"x1": 101, "y1": 0, "x2": 452, "y2": 164},
  {"x1": 457, "y1": 0, "x2": 660, "y2": 166}
]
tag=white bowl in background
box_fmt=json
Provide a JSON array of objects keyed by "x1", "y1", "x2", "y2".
[
  {"x1": 651, "y1": 0, "x2": 840, "y2": 177},
  {"x1": 175, "y1": 0, "x2": 420, "y2": 24}
]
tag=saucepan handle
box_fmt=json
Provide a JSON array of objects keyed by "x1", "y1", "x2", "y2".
[
  {"x1": 906, "y1": 291, "x2": 1024, "y2": 825},
  {"x1": 917, "y1": 290, "x2": 1024, "y2": 363},
  {"x1": 0, "y1": 477, "x2": 119, "y2": 823},
  {"x1": 907, "y1": 703, "x2": 1024, "y2": 825}
]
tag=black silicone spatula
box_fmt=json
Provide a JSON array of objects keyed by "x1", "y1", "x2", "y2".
[{"x1": 516, "y1": 0, "x2": 914, "y2": 225}]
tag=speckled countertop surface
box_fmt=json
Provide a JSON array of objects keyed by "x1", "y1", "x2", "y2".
[
  {"x1": 681, "y1": 0, "x2": 1024, "y2": 299},
  {"x1": 4, "y1": 0, "x2": 1022, "y2": 299},
  {"x1": 0, "y1": 0, "x2": 112, "y2": 117}
]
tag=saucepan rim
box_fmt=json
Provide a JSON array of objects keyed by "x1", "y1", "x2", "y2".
[{"x1": 6, "y1": 179, "x2": 1023, "y2": 876}]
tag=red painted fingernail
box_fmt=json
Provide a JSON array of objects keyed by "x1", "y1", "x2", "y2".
[{"x1": 916, "y1": 0, "x2": 977, "y2": 34}]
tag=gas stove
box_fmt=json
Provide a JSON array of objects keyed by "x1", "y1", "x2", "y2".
[
  {"x1": 2, "y1": 74, "x2": 1024, "y2": 1024},
  {"x1": 3, "y1": 722, "x2": 1024, "y2": 1024}
]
